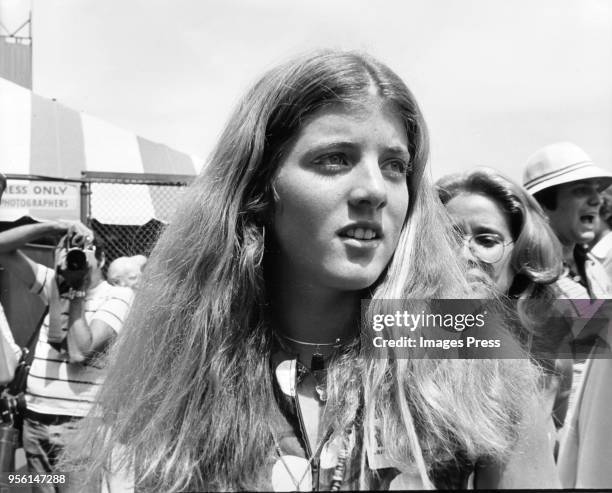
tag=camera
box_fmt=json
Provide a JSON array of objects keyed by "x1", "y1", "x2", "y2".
[
  {"x1": 65, "y1": 247, "x2": 88, "y2": 272},
  {"x1": 56, "y1": 233, "x2": 95, "y2": 288}
]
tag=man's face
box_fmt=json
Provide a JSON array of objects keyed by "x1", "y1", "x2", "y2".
[{"x1": 543, "y1": 179, "x2": 603, "y2": 246}]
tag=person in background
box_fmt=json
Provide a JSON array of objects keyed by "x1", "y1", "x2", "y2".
[
  {"x1": 65, "y1": 51, "x2": 557, "y2": 492},
  {"x1": 131, "y1": 255, "x2": 147, "y2": 272},
  {"x1": 589, "y1": 186, "x2": 612, "y2": 281},
  {"x1": 0, "y1": 173, "x2": 21, "y2": 385},
  {"x1": 0, "y1": 221, "x2": 134, "y2": 493},
  {"x1": 437, "y1": 168, "x2": 572, "y2": 438},
  {"x1": 107, "y1": 255, "x2": 146, "y2": 289},
  {"x1": 523, "y1": 142, "x2": 612, "y2": 407},
  {"x1": 523, "y1": 142, "x2": 612, "y2": 300},
  {"x1": 0, "y1": 302, "x2": 20, "y2": 386},
  {"x1": 523, "y1": 142, "x2": 612, "y2": 489}
]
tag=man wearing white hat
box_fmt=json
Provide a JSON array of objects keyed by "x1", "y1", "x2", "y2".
[
  {"x1": 524, "y1": 141, "x2": 612, "y2": 300},
  {"x1": 524, "y1": 142, "x2": 612, "y2": 488}
]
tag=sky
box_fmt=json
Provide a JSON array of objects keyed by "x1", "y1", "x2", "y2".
[{"x1": 4, "y1": 0, "x2": 612, "y2": 181}]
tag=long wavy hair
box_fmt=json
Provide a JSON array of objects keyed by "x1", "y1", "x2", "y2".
[
  {"x1": 68, "y1": 53, "x2": 540, "y2": 491},
  {"x1": 436, "y1": 168, "x2": 564, "y2": 358}
]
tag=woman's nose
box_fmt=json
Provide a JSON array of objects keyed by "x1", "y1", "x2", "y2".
[
  {"x1": 460, "y1": 239, "x2": 478, "y2": 264},
  {"x1": 347, "y1": 158, "x2": 387, "y2": 210}
]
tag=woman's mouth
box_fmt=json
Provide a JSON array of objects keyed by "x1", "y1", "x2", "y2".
[
  {"x1": 342, "y1": 228, "x2": 380, "y2": 240},
  {"x1": 338, "y1": 225, "x2": 383, "y2": 249},
  {"x1": 467, "y1": 267, "x2": 497, "y2": 295}
]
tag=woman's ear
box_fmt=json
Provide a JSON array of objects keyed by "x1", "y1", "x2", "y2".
[
  {"x1": 247, "y1": 184, "x2": 277, "y2": 227},
  {"x1": 262, "y1": 182, "x2": 280, "y2": 224}
]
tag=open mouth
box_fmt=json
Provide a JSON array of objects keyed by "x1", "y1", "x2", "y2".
[
  {"x1": 580, "y1": 214, "x2": 596, "y2": 226},
  {"x1": 341, "y1": 228, "x2": 380, "y2": 240}
]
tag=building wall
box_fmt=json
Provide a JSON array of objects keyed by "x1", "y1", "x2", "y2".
[{"x1": 0, "y1": 36, "x2": 32, "y2": 89}]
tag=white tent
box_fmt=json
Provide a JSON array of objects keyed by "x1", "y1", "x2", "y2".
[{"x1": 0, "y1": 76, "x2": 201, "y2": 224}]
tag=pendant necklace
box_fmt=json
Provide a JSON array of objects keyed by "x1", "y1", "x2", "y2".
[
  {"x1": 310, "y1": 349, "x2": 327, "y2": 402},
  {"x1": 277, "y1": 334, "x2": 344, "y2": 402}
]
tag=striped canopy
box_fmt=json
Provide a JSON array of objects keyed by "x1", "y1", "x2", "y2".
[{"x1": 0, "y1": 76, "x2": 201, "y2": 224}]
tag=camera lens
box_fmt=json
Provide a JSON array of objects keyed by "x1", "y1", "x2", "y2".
[{"x1": 66, "y1": 249, "x2": 87, "y2": 271}]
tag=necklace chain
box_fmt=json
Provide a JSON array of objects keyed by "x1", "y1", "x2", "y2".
[
  {"x1": 277, "y1": 333, "x2": 344, "y2": 347},
  {"x1": 270, "y1": 424, "x2": 345, "y2": 490}
]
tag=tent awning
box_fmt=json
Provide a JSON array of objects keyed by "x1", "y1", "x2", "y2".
[{"x1": 0, "y1": 76, "x2": 202, "y2": 224}]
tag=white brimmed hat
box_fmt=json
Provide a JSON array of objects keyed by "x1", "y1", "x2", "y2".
[{"x1": 523, "y1": 142, "x2": 612, "y2": 194}]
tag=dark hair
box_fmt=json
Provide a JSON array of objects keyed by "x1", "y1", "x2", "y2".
[
  {"x1": 66, "y1": 52, "x2": 540, "y2": 492},
  {"x1": 532, "y1": 185, "x2": 558, "y2": 210},
  {"x1": 599, "y1": 186, "x2": 612, "y2": 228}
]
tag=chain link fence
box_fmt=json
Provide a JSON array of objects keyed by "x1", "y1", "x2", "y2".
[
  {"x1": 0, "y1": 173, "x2": 194, "y2": 344},
  {"x1": 0, "y1": 173, "x2": 194, "y2": 265},
  {"x1": 85, "y1": 173, "x2": 193, "y2": 264}
]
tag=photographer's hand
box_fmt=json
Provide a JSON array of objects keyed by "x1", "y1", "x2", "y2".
[
  {"x1": 56, "y1": 220, "x2": 94, "y2": 247},
  {"x1": 72, "y1": 269, "x2": 92, "y2": 292}
]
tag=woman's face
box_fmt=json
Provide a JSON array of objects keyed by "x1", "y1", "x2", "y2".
[
  {"x1": 445, "y1": 192, "x2": 516, "y2": 293},
  {"x1": 271, "y1": 100, "x2": 410, "y2": 292}
]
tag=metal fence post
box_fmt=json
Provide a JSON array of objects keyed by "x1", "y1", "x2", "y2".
[{"x1": 80, "y1": 180, "x2": 91, "y2": 226}]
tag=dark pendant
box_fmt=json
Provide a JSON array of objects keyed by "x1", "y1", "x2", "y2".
[
  {"x1": 311, "y1": 352, "x2": 327, "y2": 402},
  {"x1": 311, "y1": 352, "x2": 325, "y2": 372}
]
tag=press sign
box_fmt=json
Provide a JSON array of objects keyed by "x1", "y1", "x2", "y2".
[{"x1": 0, "y1": 180, "x2": 80, "y2": 221}]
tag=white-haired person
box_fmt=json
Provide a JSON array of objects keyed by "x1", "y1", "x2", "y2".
[{"x1": 107, "y1": 255, "x2": 147, "y2": 289}]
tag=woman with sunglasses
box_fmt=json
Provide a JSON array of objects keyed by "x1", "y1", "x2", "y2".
[
  {"x1": 437, "y1": 168, "x2": 572, "y2": 433},
  {"x1": 67, "y1": 54, "x2": 558, "y2": 491}
]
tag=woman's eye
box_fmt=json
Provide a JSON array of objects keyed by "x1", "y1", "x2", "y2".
[
  {"x1": 382, "y1": 159, "x2": 410, "y2": 175},
  {"x1": 474, "y1": 235, "x2": 502, "y2": 248},
  {"x1": 313, "y1": 153, "x2": 350, "y2": 167}
]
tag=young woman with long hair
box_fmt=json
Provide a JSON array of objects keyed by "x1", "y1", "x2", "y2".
[
  {"x1": 68, "y1": 52, "x2": 557, "y2": 491},
  {"x1": 437, "y1": 168, "x2": 572, "y2": 430}
]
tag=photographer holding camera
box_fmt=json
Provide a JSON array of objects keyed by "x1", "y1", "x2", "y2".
[{"x1": 0, "y1": 220, "x2": 133, "y2": 492}]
